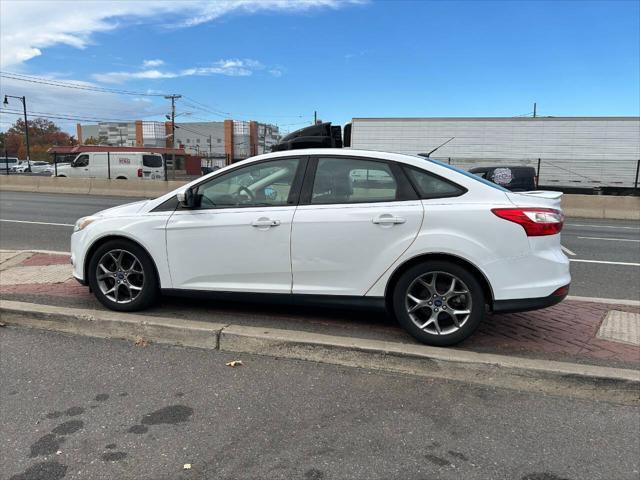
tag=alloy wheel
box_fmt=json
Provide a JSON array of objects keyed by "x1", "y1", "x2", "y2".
[
  {"x1": 405, "y1": 271, "x2": 473, "y2": 336},
  {"x1": 96, "y1": 249, "x2": 145, "y2": 304}
]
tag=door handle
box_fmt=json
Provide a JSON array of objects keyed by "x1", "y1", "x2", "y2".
[
  {"x1": 372, "y1": 215, "x2": 406, "y2": 225},
  {"x1": 251, "y1": 218, "x2": 281, "y2": 227}
]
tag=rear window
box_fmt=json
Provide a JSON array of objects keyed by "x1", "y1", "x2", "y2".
[
  {"x1": 425, "y1": 158, "x2": 510, "y2": 192},
  {"x1": 143, "y1": 155, "x2": 163, "y2": 168}
]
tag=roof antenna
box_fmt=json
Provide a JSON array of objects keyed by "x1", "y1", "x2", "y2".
[{"x1": 419, "y1": 137, "x2": 455, "y2": 158}]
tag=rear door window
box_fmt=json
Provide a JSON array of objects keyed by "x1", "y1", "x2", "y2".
[
  {"x1": 143, "y1": 155, "x2": 163, "y2": 168},
  {"x1": 311, "y1": 157, "x2": 399, "y2": 204}
]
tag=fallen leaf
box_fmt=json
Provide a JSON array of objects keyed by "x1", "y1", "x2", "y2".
[
  {"x1": 183, "y1": 463, "x2": 192, "y2": 470},
  {"x1": 134, "y1": 337, "x2": 149, "y2": 347},
  {"x1": 225, "y1": 360, "x2": 243, "y2": 367},
  {"x1": 56, "y1": 450, "x2": 62, "y2": 455}
]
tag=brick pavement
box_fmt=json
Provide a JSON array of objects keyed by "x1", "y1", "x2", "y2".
[{"x1": 1, "y1": 251, "x2": 638, "y2": 367}]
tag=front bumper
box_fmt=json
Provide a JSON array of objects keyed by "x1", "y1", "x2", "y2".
[
  {"x1": 492, "y1": 284, "x2": 570, "y2": 313},
  {"x1": 70, "y1": 229, "x2": 89, "y2": 284}
]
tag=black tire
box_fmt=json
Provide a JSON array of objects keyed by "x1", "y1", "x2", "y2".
[
  {"x1": 88, "y1": 239, "x2": 158, "y2": 312},
  {"x1": 392, "y1": 260, "x2": 485, "y2": 346}
]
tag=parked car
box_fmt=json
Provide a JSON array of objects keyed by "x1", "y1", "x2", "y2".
[
  {"x1": 70, "y1": 149, "x2": 569, "y2": 346},
  {"x1": 468, "y1": 166, "x2": 537, "y2": 192},
  {"x1": 56, "y1": 152, "x2": 164, "y2": 180},
  {"x1": 14, "y1": 161, "x2": 51, "y2": 173},
  {"x1": 10, "y1": 161, "x2": 28, "y2": 172}
]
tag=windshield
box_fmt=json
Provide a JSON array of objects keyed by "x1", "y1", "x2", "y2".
[{"x1": 423, "y1": 158, "x2": 510, "y2": 192}]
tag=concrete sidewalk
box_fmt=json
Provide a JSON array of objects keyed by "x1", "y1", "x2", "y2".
[{"x1": 1, "y1": 250, "x2": 639, "y2": 370}]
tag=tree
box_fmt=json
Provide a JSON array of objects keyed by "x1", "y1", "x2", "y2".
[
  {"x1": 83, "y1": 135, "x2": 107, "y2": 145},
  {"x1": 4, "y1": 118, "x2": 77, "y2": 161}
]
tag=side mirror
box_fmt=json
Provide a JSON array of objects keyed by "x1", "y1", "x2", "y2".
[
  {"x1": 70, "y1": 159, "x2": 77, "y2": 167},
  {"x1": 177, "y1": 188, "x2": 199, "y2": 208}
]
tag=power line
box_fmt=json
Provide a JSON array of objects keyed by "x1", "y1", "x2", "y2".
[
  {"x1": 183, "y1": 95, "x2": 306, "y2": 121},
  {"x1": 0, "y1": 71, "x2": 172, "y2": 97},
  {"x1": 1, "y1": 108, "x2": 167, "y2": 124}
]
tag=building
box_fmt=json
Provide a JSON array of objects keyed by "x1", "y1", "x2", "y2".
[
  {"x1": 350, "y1": 117, "x2": 640, "y2": 190},
  {"x1": 77, "y1": 120, "x2": 281, "y2": 165}
]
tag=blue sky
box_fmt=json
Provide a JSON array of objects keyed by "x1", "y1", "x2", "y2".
[{"x1": 1, "y1": 0, "x2": 638, "y2": 134}]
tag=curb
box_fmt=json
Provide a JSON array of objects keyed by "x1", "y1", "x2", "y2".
[{"x1": 1, "y1": 300, "x2": 639, "y2": 402}]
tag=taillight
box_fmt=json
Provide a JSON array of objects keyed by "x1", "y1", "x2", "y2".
[
  {"x1": 137, "y1": 168, "x2": 143, "y2": 178},
  {"x1": 491, "y1": 208, "x2": 564, "y2": 236}
]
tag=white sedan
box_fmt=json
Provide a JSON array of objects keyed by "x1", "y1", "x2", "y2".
[{"x1": 71, "y1": 149, "x2": 570, "y2": 346}]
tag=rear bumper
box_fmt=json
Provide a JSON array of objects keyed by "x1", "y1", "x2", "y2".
[{"x1": 492, "y1": 285, "x2": 569, "y2": 313}]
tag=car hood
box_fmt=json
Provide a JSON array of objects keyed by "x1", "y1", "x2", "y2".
[{"x1": 96, "y1": 200, "x2": 150, "y2": 218}]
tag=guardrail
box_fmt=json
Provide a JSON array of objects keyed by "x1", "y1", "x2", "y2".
[
  {"x1": 1, "y1": 176, "x2": 639, "y2": 220},
  {"x1": 0, "y1": 176, "x2": 187, "y2": 198}
]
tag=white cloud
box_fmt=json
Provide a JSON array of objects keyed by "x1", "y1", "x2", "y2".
[
  {"x1": 0, "y1": 0, "x2": 364, "y2": 69},
  {"x1": 142, "y1": 59, "x2": 165, "y2": 68},
  {"x1": 92, "y1": 59, "x2": 267, "y2": 84}
]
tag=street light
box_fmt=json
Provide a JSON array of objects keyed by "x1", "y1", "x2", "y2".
[{"x1": 3, "y1": 95, "x2": 32, "y2": 172}]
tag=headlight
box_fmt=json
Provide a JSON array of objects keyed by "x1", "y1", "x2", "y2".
[{"x1": 74, "y1": 216, "x2": 98, "y2": 232}]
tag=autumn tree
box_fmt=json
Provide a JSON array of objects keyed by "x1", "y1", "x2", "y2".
[{"x1": 4, "y1": 118, "x2": 77, "y2": 161}]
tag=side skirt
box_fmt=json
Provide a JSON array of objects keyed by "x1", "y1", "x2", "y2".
[{"x1": 160, "y1": 289, "x2": 387, "y2": 311}]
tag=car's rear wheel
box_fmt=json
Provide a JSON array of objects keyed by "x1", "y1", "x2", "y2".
[
  {"x1": 88, "y1": 239, "x2": 158, "y2": 312},
  {"x1": 392, "y1": 260, "x2": 485, "y2": 346}
]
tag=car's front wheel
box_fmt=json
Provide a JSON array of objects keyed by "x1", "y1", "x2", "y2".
[
  {"x1": 392, "y1": 260, "x2": 485, "y2": 346},
  {"x1": 88, "y1": 239, "x2": 158, "y2": 311}
]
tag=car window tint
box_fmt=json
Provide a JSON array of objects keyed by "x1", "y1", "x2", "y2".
[
  {"x1": 75, "y1": 155, "x2": 89, "y2": 167},
  {"x1": 404, "y1": 167, "x2": 465, "y2": 198},
  {"x1": 311, "y1": 157, "x2": 398, "y2": 204},
  {"x1": 197, "y1": 158, "x2": 299, "y2": 209},
  {"x1": 143, "y1": 155, "x2": 163, "y2": 168}
]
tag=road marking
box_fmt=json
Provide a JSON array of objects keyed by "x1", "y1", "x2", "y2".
[
  {"x1": 570, "y1": 259, "x2": 640, "y2": 267},
  {"x1": 561, "y1": 245, "x2": 576, "y2": 256},
  {"x1": 577, "y1": 236, "x2": 640, "y2": 243},
  {"x1": 0, "y1": 219, "x2": 73, "y2": 227},
  {"x1": 566, "y1": 223, "x2": 640, "y2": 231}
]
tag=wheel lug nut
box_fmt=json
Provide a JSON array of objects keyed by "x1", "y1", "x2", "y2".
[
  {"x1": 428, "y1": 301, "x2": 432, "y2": 305},
  {"x1": 434, "y1": 308, "x2": 439, "y2": 312}
]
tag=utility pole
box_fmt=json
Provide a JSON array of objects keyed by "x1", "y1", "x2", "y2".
[
  {"x1": 314, "y1": 110, "x2": 317, "y2": 125},
  {"x1": 3, "y1": 95, "x2": 31, "y2": 172},
  {"x1": 164, "y1": 94, "x2": 181, "y2": 181},
  {"x1": 533, "y1": 102, "x2": 537, "y2": 118}
]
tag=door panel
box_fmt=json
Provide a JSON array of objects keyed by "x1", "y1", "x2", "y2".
[
  {"x1": 164, "y1": 156, "x2": 305, "y2": 293},
  {"x1": 166, "y1": 206, "x2": 295, "y2": 292},
  {"x1": 292, "y1": 201, "x2": 423, "y2": 295}
]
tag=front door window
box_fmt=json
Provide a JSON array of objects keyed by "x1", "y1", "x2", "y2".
[{"x1": 197, "y1": 158, "x2": 300, "y2": 209}]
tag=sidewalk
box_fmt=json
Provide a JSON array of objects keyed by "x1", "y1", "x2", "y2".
[{"x1": 1, "y1": 250, "x2": 638, "y2": 369}]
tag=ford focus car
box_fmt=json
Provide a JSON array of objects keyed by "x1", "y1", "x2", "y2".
[{"x1": 71, "y1": 149, "x2": 570, "y2": 346}]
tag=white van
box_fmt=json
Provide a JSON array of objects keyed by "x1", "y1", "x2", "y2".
[
  {"x1": 56, "y1": 152, "x2": 164, "y2": 180},
  {"x1": 0, "y1": 157, "x2": 19, "y2": 172}
]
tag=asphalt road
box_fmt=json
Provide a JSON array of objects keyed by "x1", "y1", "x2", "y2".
[
  {"x1": 2, "y1": 327, "x2": 639, "y2": 480},
  {"x1": 0, "y1": 191, "x2": 638, "y2": 299}
]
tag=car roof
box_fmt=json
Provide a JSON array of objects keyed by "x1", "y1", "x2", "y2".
[{"x1": 245, "y1": 148, "x2": 433, "y2": 168}]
